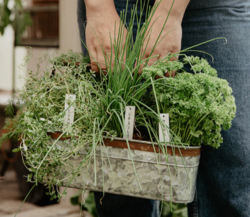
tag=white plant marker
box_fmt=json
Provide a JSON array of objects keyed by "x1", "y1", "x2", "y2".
[
  {"x1": 123, "y1": 106, "x2": 135, "y2": 140},
  {"x1": 64, "y1": 94, "x2": 76, "y2": 128},
  {"x1": 159, "y1": 113, "x2": 170, "y2": 143}
]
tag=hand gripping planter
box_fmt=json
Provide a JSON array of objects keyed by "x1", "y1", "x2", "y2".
[{"x1": 48, "y1": 132, "x2": 201, "y2": 203}]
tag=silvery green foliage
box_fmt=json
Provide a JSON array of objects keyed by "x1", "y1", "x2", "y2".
[
  {"x1": 12, "y1": 51, "x2": 110, "y2": 200},
  {"x1": 142, "y1": 56, "x2": 236, "y2": 148}
]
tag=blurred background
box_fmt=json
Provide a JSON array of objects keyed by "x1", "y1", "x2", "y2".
[
  {"x1": 0, "y1": 0, "x2": 81, "y2": 99},
  {"x1": 0, "y1": 1, "x2": 91, "y2": 216},
  {"x1": 0, "y1": 1, "x2": 187, "y2": 216}
]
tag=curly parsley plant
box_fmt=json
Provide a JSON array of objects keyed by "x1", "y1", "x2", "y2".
[{"x1": 143, "y1": 56, "x2": 236, "y2": 148}]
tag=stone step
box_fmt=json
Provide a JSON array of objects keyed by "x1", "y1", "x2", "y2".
[
  {"x1": 0, "y1": 202, "x2": 92, "y2": 217},
  {"x1": 0, "y1": 200, "x2": 37, "y2": 214}
]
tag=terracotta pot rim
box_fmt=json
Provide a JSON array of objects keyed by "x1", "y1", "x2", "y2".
[{"x1": 47, "y1": 132, "x2": 201, "y2": 157}]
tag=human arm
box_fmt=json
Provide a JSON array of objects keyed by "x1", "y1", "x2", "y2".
[
  {"x1": 84, "y1": 0, "x2": 127, "y2": 72},
  {"x1": 140, "y1": 0, "x2": 190, "y2": 73}
]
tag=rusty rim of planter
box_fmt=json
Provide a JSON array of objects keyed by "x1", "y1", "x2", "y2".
[{"x1": 47, "y1": 132, "x2": 201, "y2": 157}]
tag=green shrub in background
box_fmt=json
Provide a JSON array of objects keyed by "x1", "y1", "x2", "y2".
[
  {"x1": 71, "y1": 191, "x2": 99, "y2": 217},
  {"x1": 0, "y1": 0, "x2": 32, "y2": 43},
  {"x1": 160, "y1": 202, "x2": 187, "y2": 217}
]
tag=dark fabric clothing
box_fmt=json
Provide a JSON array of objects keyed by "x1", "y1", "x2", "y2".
[{"x1": 183, "y1": 1, "x2": 250, "y2": 216}]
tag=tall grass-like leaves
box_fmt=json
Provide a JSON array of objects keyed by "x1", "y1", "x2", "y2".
[{"x1": 94, "y1": 0, "x2": 179, "y2": 138}]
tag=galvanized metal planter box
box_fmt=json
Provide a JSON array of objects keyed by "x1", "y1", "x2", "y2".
[{"x1": 50, "y1": 133, "x2": 201, "y2": 203}]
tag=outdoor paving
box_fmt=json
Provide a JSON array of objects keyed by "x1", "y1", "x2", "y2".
[{"x1": 0, "y1": 170, "x2": 92, "y2": 217}]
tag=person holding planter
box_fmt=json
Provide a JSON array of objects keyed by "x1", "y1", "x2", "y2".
[
  {"x1": 78, "y1": 1, "x2": 190, "y2": 216},
  {"x1": 77, "y1": 0, "x2": 250, "y2": 217}
]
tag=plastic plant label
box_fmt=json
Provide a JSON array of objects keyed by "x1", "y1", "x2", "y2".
[
  {"x1": 123, "y1": 106, "x2": 135, "y2": 140},
  {"x1": 64, "y1": 94, "x2": 76, "y2": 127},
  {"x1": 159, "y1": 113, "x2": 170, "y2": 143}
]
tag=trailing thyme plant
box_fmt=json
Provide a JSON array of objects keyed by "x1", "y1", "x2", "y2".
[{"x1": 4, "y1": 51, "x2": 116, "y2": 201}]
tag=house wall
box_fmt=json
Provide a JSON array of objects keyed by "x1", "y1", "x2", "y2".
[
  {"x1": 59, "y1": 0, "x2": 82, "y2": 53},
  {"x1": 0, "y1": 0, "x2": 81, "y2": 96},
  {"x1": 0, "y1": 26, "x2": 14, "y2": 91}
]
